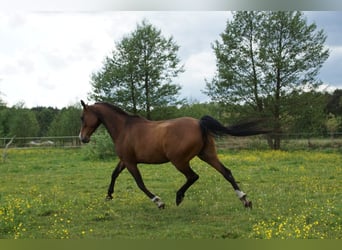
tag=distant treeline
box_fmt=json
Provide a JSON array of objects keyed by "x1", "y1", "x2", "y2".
[
  {"x1": 0, "y1": 103, "x2": 80, "y2": 138},
  {"x1": 0, "y1": 89, "x2": 341, "y2": 139}
]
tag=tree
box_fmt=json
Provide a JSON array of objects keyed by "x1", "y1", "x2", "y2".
[
  {"x1": 90, "y1": 19, "x2": 184, "y2": 119},
  {"x1": 326, "y1": 113, "x2": 341, "y2": 139},
  {"x1": 286, "y1": 90, "x2": 327, "y2": 135},
  {"x1": 31, "y1": 106, "x2": 59, "y2": 136},
  {"x1": 326, "y1": 89, "x2": 342, "y2": 116},
  {"x1": 48, "y1": 105, "x2": 81, "y2": 136},
  {"x1": 8, "y1": 103, "x2": 39, "y2": 138},
  {"x1": 205, "y1": 11, "x2": 329, "y2": 149},
  {"x1": 0, "y1": 95, "x2": 6, "y2": 107},
  {"x1": 0, "y1": 108, "x2": 10, "y2": 137}
]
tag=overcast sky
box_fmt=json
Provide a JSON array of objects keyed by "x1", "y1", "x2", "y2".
[{"x1": 0, "y1": 11, "x2": 341, "y2": 108}]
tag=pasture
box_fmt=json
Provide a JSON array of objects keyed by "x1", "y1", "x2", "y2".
[{"x1": 0, "y1": 147, "x2": 341, "y2": 239}]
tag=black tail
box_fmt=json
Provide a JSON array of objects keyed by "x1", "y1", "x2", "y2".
[{"x1": 199, "y1": 115, "x2": 270, "y2": 137}]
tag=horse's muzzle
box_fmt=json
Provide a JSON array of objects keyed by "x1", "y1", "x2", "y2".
[
  {"x1": 81, "y1": 138, "x2": 90, "y2": 143},
  {"x1": 79, "y1": 133, "x2": 90, "y2": 143}
]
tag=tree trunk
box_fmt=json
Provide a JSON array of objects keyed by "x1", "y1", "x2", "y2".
[
  {"x1": 273, "y1": 135, "x2": 281, "y2": 150},
  {"x1": 2, "y1": 136, "x2": 15, "y2": 163},
  {"x1": 266, "y1": 133, "x2": 281, "y2": 150},
  {"x1": 144, "y1": 72, "x2": 151, "y2": 120},
  {"x1": 129, "y1": 74, "x2": 137, "y2": 114}
]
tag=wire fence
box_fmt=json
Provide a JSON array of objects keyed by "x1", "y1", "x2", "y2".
[
  {"x1": 215, "y1": 133, "x2": 342, "y2": 150},
  {"x1": 1, "y1": 133, "x2": 342, "y2": 150},
  {"x1": 0, "y1": 136, "x2": 81, "y2": 149}
]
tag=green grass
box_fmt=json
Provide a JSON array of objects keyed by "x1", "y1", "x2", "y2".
[{"x1": 0, "y1": 148, "x2": 341, "y2": 239}]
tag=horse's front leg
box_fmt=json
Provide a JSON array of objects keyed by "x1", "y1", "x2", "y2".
[
  {"x1": 106, "y1": 161, "x2": 126, "y2": 200},
  {"x1": 126, "y1": 163, "x2": 165, "y2": 209}
]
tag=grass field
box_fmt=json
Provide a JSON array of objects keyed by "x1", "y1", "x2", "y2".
[{"x1": 0, "y1": 147, "x2": 341, "y2": 239}]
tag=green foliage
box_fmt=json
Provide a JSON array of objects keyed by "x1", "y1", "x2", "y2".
[
  {"x1": 0, "y1": 103, "x2": 81, "y2": 138},
  {"x1": 205, "y1": 11, "x2": 330, "y2": 149},
  {"x1": 8, "y1": 105, "x2": 40, "y2": 138},
  {"x1": 0, "y1": 93, "x2": 341, "y2": 141},
  {"x1": 325, "y1": 113, "x2": 341, "y2": 137},
  {"x1": 0, "y1": 148, "x2": 341, "y2": 239},
  {"x1": 89, "y1": 19, "x2": 184, "y2": 119},
  {"x1": 31, "y1": 106, "x2": 59, "y2": 136},
  {"x1": 326, "y1": 89, "x2": 342, "y2": 120},
  {"x1": 0, "y1": 108, "x2": 11, "y2": 137},
  {"x1": 285, "y1": 91, "x2": 328, "y2": 135},
  {"x1": 150, "y1": 102, "x2": 222, "y2": 121},
  {"x1": 81, "y1": 127, "x2": 116, "y2": 160},
  {"x1": 47, "y1": 105, "x2": 81, "y2": 136}
]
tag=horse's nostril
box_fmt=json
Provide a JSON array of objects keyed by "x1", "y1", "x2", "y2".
[
  {"x1": 79, "y1": 135, "x2": 90, "y2": 143},
  {"x1": 81, "y1": 138, "x2": 90, "y2": 143}
]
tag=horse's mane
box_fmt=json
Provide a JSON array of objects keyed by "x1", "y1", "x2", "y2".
[{"x1": 95, "y1": 102, "x2": 144, "y2": 120}]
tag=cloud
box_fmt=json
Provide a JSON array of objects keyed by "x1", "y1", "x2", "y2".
[
  {"x1": 320, "y1": 45, "x2": 342, "y2": 87},
  {"x1": 139, "y1": 11, "x2": 229, "y2": 59},
  {"x1": 306, "y1": 11, "x2": 342, "y2": 47},
  {"x1": 6, "y1": 13, "x2": 27, "y2": 28},
  {"x1": 0, "y1": 11, "x2": 341, "y2": 108},
  {"x1": 179, "y1": 51, "x2": 216, "y2": 101},
  {"x1": 37, "y1": 75, "x2": 55, "y2": 90}
]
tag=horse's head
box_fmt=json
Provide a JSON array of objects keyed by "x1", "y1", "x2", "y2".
[{"x1": 79, "y1": 100, "x2": 101, "y2": 143}]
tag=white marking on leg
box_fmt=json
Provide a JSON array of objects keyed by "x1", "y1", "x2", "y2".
[
  {"x1": 235, "y1": 190, "x2": 246, "y2": 199},
  {"x1": 151, "y1": 196, "x2": 165, "y2": 208},
  {"x1": 151, "y1": 196, "x2": 160, "y2": 202}
]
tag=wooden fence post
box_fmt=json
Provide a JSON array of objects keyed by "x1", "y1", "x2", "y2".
[{"x1": 2, "y1": 136, "x2": 15, "y2": 163}]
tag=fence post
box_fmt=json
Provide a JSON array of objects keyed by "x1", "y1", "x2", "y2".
[{"x1": 2, "y1": 136, "x2": 15, "y2": 163}]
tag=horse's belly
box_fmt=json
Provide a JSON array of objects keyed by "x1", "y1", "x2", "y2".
[{"x1": 135, "y1": 151, "x2": 169, "y2": 164}]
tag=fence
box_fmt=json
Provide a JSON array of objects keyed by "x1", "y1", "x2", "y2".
[
  {"x1": 1, "y1": 133, "x2": 342, "y2": 150},
  {"x1": 0, "y1": 136, "x2": 81, "y2": 149},
  {"x1": 215, "y1": 133, "x2": 342, "y2": 150}
]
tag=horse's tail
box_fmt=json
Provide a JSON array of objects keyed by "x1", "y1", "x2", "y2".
[{"x1": 199, "y1": 115, "x2": 270, "y2": 138}]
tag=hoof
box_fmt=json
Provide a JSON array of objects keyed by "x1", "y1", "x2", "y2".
[
  {"x1": 158, "y1": 203, "x2": 166, "y2": 209},
  {"x1": 244, "y1": 200, "x2": 252, "y2": 209},
  {"x1": 152, "y1": 196, "x2": 165, "y2": 209},
  {"x1": 176, "y1": 194, "x2": 184, "y2": 206},
  {"x1": 105, "y1": 194, "x2": 113, "y2": 201}
]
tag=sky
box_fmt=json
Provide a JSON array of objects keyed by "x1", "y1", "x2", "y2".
[{"x1": 0, "y1": 11, "x2": 341, "y2": 108}]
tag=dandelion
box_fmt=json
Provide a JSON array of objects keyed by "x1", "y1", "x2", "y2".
[
  {"x1": 265, "y1": 229, "x2": 272, "y2": 239},
  {"x1": 294, "y1": 227, "x2": 301, "y2": 238}
]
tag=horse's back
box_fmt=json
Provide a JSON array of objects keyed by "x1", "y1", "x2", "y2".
[
  {"x1": 122, "y1": 117, "x2": 203, "y2": 163},
  {"x1": 155, "y1": 117, "x2": 200, "y2": 138},
  {"x1": 157, "y1": 117, "x2": 204, "y2": 163},
  {"x1": 121, "y1": 117, "x2": 205, "y2": 164}
]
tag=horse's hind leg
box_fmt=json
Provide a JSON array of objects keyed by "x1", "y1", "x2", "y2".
[
  {"x1": 172, "y1": 162, "x2": 199, "y2": 206},
  {"x1": 106, "y1": 160, "x2": 126, "y2": 200},
  {"x1": 199, "y1": 154, "x2": 252, "y2": 208}
]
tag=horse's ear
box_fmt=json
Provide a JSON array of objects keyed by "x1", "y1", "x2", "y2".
[{"x1": 81, "y1": 100, "x2": 87, "y2": 109}]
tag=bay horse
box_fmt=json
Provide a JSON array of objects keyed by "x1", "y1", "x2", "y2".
[{"x1": 79, "y1": 100, "x2": 268, "y2": 209}]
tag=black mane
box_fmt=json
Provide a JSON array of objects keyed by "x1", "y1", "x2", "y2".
[{"x1": 95, "y1": 102, "x2": 143, "y2": 120}]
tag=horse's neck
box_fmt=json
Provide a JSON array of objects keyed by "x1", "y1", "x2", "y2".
[{"x1": 98, "y1": 106, "x2": 126, "y2": 142}]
